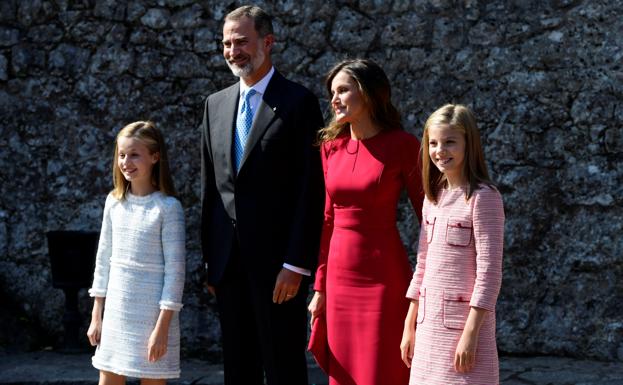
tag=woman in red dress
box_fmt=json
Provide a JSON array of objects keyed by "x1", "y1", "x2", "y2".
[{"x1": 308, "y1": 59, "x2": 424, "y2": 385}]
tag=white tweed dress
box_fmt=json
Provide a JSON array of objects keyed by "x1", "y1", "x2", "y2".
[{"x1": 89, "y1": 192, "x2": 185, "y2": 379}]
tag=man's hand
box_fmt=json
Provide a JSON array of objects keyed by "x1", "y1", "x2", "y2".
[
  {"x1": 273, "y1": 268, "x2": 302, "y2": 304},
  {"x1": 201, "y1": 263, "x2": 215, "y2": 296},
  {"x1": 207, "y1": 285, "x2": 216, "y2": 296}
]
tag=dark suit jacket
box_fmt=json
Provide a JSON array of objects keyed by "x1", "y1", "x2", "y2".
[{"x1": 201, "y1": 70, "x2": 325, "y2": 285}]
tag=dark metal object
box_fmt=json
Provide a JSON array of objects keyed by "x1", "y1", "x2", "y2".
[{"x1": 46, "y1": 230, "x2": 99, "y2": 353}]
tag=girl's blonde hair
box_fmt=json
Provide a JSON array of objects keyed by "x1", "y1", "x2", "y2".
[
  {"x1": 111, "y1": 121, "x2": 176, "y2": 200},
  {"x1": 319, "y1": 59, "x2": 402, "y2": 143},
  {"x1": 422, "y1": 104, "x2": 494, "y2": 203}
]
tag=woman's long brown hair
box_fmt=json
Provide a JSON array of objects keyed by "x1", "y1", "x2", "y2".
[{"x1": 319, "y1": 59, "x2": 402, "y2": 143}]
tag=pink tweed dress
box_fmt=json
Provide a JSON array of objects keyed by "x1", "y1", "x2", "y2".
[{"x1": 406, "y1": 185, "x2": 504, "y2": 385}]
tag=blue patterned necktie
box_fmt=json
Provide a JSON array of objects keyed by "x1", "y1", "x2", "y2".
[{"x1": 234, "y1": 89, "x2": 257, "y2": 171}]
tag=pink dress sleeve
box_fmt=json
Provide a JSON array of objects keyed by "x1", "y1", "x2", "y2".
[
  {"x1": 313, "y1": 142, "x2": 335, "y2": 292},
  {"x1": 469, "y1": 187, "x2": 505, "y2": 311},
  {"x1": 406, "y1": 199, "x2": 429, "y2": 299}
]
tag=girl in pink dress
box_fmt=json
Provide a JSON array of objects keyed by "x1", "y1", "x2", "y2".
[
  {"x1": 401, "y1": 104, "x2": 505, "y2": 384},
  {"x1": 308, "y1": 59, "x2": 423, "y2": 385}
]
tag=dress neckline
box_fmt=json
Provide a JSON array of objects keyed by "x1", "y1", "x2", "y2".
[
  {"x1": 345, "y1": 129, "x2": 387, "y2": 154},
  {"x1": 348, "y1": 129, "x2": 385, "y2": 143},
  {"x1": 443, "y1": 185, "x2": 467, "y2": 192},
  {"x1": 127, "y1": 191, "x2": 160, "y2": 203}
]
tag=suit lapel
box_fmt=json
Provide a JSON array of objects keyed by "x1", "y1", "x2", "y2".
[
  {"x1": 239, "y1": 72, "x2": 284, "y2": 170},
  {"x1": 211, "y1": 83, "x2": 240, "y2": 181}
]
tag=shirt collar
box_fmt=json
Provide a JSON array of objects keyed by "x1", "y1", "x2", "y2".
[{"x1": 239, "y1": 66, "x2": 275, "y2": 97}]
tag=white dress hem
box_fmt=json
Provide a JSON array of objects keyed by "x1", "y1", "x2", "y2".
[{"x1": 92, "y1": 357, "x2": 181, "y2": 379}]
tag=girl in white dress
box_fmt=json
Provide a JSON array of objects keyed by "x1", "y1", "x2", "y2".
[{"x1": 87, "y1": 121, "x2": 185, "y2": 384}]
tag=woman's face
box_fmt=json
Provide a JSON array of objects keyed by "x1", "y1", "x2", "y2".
[{"x1": 330, "y1": 71, "x2": 367, "y2": 125}]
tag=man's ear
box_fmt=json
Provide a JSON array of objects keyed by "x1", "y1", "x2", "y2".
[{"x1": 264, "y1": 34, "x2": 274, "y2": 51}]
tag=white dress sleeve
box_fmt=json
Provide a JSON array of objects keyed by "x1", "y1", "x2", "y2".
[
  {"x1": 88, "y1": 193, "x2": 115, "y2": 297},
  {"x1": 158, "y1": 197, "x2": 186, "y2": 311}
]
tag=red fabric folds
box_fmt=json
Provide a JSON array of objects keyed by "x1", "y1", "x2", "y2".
[{"x1": 308, "y1": 316, "x2": 329, "y2": 374}]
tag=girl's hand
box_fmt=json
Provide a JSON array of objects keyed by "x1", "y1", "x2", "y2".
[
  {"x1": 400, "y1": 324, "x2": 416, "y2": 368},
  {"x1": 454, "y1": 329, "x2": 479, "y2": 373},
  {"x1": 87, "y1": 297, "x2": 105, "y2": 346},
  {"x1": 400, "y1": 325, "x2": 415, "y2": 368},
  {"x1": 400, "y1": 300, "x2": 418, "y2": 368},
  {"x1": 86, "y1": 318, "x2": 102, "y2": 346},
  {"x1": 148, "y1": 325, "x2": 169, "y2": 362},
  {"x1": 307, "y1": 291, "x2": 326, "y2": 327},
  {"x1": 454, "y1": 306, "x2": 487, "y2": 373}
]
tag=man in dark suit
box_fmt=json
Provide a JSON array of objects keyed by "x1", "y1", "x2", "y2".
[{"x1": 200, "y1": 5, "x2": 324, "y2": 385}]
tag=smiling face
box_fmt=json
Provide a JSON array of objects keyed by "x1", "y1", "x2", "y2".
[
  {"x1": 427, "y1": 123, "x2": 466, "y2": 184},
  {"x1": 330, "y1": 70, "x2": 368, "y2": 126},
  {"x1": 222, "y1": 16, "x2": 273, "y2": 85},
  {"x1": 116, "y1": 136, "x2": 159, "y2": 192}
]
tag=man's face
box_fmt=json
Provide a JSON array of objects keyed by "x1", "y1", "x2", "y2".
[{"x1": 222, "y1": 16, "x2": 272, "y2": 83}]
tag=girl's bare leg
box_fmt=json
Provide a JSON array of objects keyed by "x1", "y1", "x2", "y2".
[
  {"x1": 141, "y1": 378, "x2": 166, "y2": 385},
  {"x1": 99, "y1": 370, "x2": 125, "y2": 385}
]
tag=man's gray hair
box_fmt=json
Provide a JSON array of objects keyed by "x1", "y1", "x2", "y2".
[{"x1": 225, "y1": 5, "x2": 274, "y2": 37}]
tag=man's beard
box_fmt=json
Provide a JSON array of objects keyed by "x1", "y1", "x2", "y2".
[{"x1": 227, "y1": 48, "x2": 265, "y2": 79}]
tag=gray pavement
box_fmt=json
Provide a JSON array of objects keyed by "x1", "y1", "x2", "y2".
[{"x1": 1, "y1": 351, "x2": 622, "y2": 385}]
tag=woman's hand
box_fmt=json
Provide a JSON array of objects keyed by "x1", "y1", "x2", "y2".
[{"x1": 307, "y1": 291, "x2": 326, "y2": 327}]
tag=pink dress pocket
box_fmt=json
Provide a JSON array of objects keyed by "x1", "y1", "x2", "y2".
[
  {"x1": 442, "y1": 291, "x2": 471, "y2": 330},
  {"x1": 445, "y1": 217, "x2": 472, "y2": 246},
  {"x1": 417, "y1": 288, "x2": 426, "y2": 324},
  {"x1": 425, "y1": 217, "x2": 435, "y2": 244}
]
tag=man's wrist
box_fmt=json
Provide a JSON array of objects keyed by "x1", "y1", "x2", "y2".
[{"x1": 283, "y1": 263, "x2": 311, "y2": 276}]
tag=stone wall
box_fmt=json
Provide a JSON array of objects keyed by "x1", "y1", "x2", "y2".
[{"x1": 1, "y1": 0, "x2": 621, "y2": 361}]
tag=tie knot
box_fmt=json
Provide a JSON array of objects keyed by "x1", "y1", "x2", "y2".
[{"x1": 244, "y1": 89, "x2": 256, "y2": 102}]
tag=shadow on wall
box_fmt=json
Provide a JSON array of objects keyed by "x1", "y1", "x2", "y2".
[{"x1": 0, "y1": 280, "x2": 52, "y2": 352}]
